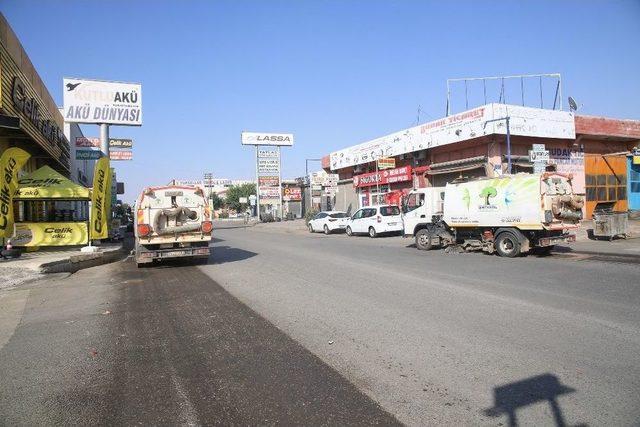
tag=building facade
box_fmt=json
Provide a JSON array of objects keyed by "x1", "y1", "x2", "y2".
[
  {"x1": 0, "y1": 13, "x2": 70, "y2": 176},
  {"x1": 325, "y1": 104, "x2": 640, "y2": 219}
]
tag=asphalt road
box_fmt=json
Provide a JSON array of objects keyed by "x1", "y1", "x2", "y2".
[
  {"x1": 201, "y1": 224, "x2": 640, "y2": 425},
  {"x1": 0, "y1": 250, "x2": 398, "y2": 425},
  {"x1": 1, "y1": 225, "x2": 639, "y2": 425}
]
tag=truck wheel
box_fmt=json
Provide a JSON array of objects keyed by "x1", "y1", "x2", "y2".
[
  {"x1": 368, "y1": 227, "x2": 377, "y2": 238},
  {"x1": 415, "y1": 229, "x2": 433, "y2": 250},
  {"x1": 324, "y1": 225, "x2": 330, "y2": 235},
  {"x1": 346, "y1": 226, "x2": 353, "y2": 236},
  {"x1": 495, "y1": 232, "x2": 521, "y2": 257}
]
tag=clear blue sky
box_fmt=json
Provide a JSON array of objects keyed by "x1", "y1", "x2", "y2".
[{"x1": 2, "y1": 0, "x2": 639, "y2": 202}]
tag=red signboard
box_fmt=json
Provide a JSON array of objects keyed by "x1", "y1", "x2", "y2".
[
  {"x1": 258, "y1": 176, "x2": 279, "y2": 186},
  {"x1": 110, "y1": 150, "x2": 133, "y2": 160},
  {"x1": 353, "y1": 166, "x2": 412, "y2": 188}
]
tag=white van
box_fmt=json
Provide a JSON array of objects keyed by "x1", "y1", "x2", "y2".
[{"x1": 346, "y1": 205, "x2": 403, "y2": 238}]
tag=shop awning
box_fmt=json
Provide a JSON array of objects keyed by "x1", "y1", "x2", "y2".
[
  {"x1": 15, "y1": 166, "x2": 90, "y2": 199},
  {"x1": 426, "y1": 156, "x2": 487, "y2": 175}
]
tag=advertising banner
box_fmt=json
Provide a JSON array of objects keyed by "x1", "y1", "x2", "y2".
[
  {"x1": 258, "y1": 158, "x2": 280, "y2": 175},
  {"x1": 353, "y1": 166, "x2": 412, "y2": 188},
  {"x1": 90, "y1": 157, "x2": 111, "y2": 239},
  {"x1": 377, "y1": 157, "x2": 396, "y2": 170},
  {"x1": 76, "y1": 149, "x2": 102, "y2": 160},
  {"x1": 76, "y1": 137, "x2": 134, "y2": 148},
  {"x1": 259, "y1": 186, "x2": 280, "y2": 200},
  {"x1": 63, "y1": 78, "x2": 142, "y2": 125},
  {"x1": 283, "y1": 187, "x2": 302, "y2": 201},
  {"x1": 0, "y1": 147, "x2": 31, "y2": 238},
  {"x1": 109, "y1": 138, "x2": 133, "y2": 148},
  {"x1": 110, "y1": 151, "x2": 133, "y2": 161},
  {"x1": 330, "y1": 103, "x2": 576, "y2": 170},
  {"x1": 258, "y1": 176, "x2": 279, "y2": 186},
  {"x1": 242, "y1": 132, "x2": 294, "y2": 146},
  {"x1": 11, "y1": 222, "x2": 88, "y2": 246},
  {"x1": 258, "y1": 149, "x2": 279, "y2": 158}
]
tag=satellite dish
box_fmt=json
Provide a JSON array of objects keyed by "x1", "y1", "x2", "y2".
[{"x1": 568, "y1": 96, "x2": 578, "y2": 112}]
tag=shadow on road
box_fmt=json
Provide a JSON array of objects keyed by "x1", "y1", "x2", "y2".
[
  {"x1": 212, "y1": 245, "x2": 257, "y2": 265},
  {"x1": 484, "y1": 373, "x2": 581, "y2": 427}
]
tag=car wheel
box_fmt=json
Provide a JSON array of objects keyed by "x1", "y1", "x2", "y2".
[
  {"x1": 346, "y1": 226, "x2": 353, "y2": 236},
  {"x1": 368, "y1": 227, "x2": 377, "y2": 238},
  {"x1": 495, "y1": 232, "x2": 521, "y2": 258},
  {"x1": 308, "y1": 223, "x2": 314, "y2": 233},
  {"x1": 324, "y1": 224, "x2": 330, "y2": 235},
  {"x1": 415, "y1": 229, "x2": 433, "y2": 250}
]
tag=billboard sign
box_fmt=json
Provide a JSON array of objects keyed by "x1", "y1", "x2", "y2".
[
  {"x1": 109, "y1": 138, "x2": 133, "y2": 148},
  {"x1": 63, "y1": 78, "x2": 142, "y2": 125},
  {"x1": 377, "y1": 157, "x2": 396, "y2": 170},
  {"x1": 283, "y1": 187, "x2": 302, "y2": 201},
  {"x1": 353, "y1": 166, "x2": 413, "y2": 188},
  {"x1": 258, "y1": 158, "x2": 280, "y2": 175},
  {"x1": 110, "y1": 151, "x2": 133, "y2": 161},
  {"x1": 242, "y1": 132, "x2": 293, "y2": 146},
  {"x1": 330, "y1": 103, "x2": 576, "y2": 170},
  {"x1": 259, "y1": 186, "x2": 280, "y2": 200},
  {"x1": 76, "y1": 149, "x2": 102, "y2": 160},
  {"x1": 258, "y1": 176, "x2": 280, "y2": 186},
  {"x1": 76, "y1": 136, "x2": 134, "y2": 148}
]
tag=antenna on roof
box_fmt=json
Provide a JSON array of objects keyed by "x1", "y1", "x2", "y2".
[{"x1": 568, "y1": 96, "x2": 581, "y2": 112}]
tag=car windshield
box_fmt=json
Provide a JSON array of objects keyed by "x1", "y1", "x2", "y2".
[
  {"x1": 329, "y1": 213, "x2": 347, "y2": 218},
  {"x1": 380, "y1": 206, "x2": 400, "y2": 216}
]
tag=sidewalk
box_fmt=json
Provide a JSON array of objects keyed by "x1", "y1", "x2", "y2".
[{"x1": 0, "y1": 241, "x2": 126, "y2": 291}]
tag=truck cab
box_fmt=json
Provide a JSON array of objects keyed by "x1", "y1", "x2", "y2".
[{"x1": 401, "y1": 187, "x2": 445, "y2": 237}]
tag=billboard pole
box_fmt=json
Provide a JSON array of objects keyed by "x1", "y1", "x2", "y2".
[
  {"x1": 278, "y1": 145, "x2": 283, "y2": 219},
  {"x1": 100, "y1": 124, "x2": 109, "y2": 158},
  {"x1": 255, "y1": 145, "x2": 260, "y2": 220}
]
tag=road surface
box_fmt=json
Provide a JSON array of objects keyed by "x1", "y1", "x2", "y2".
[{"x1": 1, "y1": 224, "x2": 639, "y2": 425}]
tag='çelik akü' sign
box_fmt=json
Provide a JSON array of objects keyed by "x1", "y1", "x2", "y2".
[{"x1": 63, "y1": 78, "x2": 142, "y2": 126}]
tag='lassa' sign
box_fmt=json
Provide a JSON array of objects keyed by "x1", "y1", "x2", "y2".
[{"x1": 63, "y1": 78, "x2": 142, "y2": 126}]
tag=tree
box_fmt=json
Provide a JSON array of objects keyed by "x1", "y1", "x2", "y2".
[
  {"x1": 225, "y1": 183, "x2": 256, "y2": 212},
  {"x1": 209, "y1": 192, "x2": 223, "y2": 210}
]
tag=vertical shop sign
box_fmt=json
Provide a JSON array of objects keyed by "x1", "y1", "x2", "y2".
[
  {"x1": 90, "y1": 157, "x2": 111, "y2": 239},
  {"x1": 0, "y1": 148, "x2": 31, "y2": 238}
]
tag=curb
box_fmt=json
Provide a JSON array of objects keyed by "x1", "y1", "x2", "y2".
[{"x1": 39, "y1": 246, "x2": 128, "y2": 274}]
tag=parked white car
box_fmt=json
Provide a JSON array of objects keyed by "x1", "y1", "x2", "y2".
[
  {"x1": 346, "y1": 205, "x2": 403, "y2": 238},
  {"x1": 308, "y1": 211, "x2": 350, "y2": 234}
]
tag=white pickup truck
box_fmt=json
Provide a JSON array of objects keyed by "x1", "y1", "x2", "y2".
[
  {"x1": 402, "y1": 173, "x2": 583, "y2": 257},
  {"x1": 134, "y1": 185, "x2": 213, "y2": 267}
]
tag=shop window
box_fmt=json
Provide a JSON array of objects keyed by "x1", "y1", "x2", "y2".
[
  {"x1": 618, "y1": 187, "x2": 627, "y2": 200},
  {"x1": 608, "y1": 187, "x2": 616, "y2": 201},
  {"x1": 597, "y1": 175, "x2": 607, "y2": 186},
  {"x1": 607, "y1": 175, "x2": 618, "y2": 186},
  {"x1": 586, "y1": 187, "x2": 596, "y2": 200},
  {"x1": 618, "y1": 174, "x2": 627, "y2": 185},
  {"x1": 597, "y1": 187, "x2": 607, "y2": 200},
  {"x1": 585, "y1": 174, "x2": 596, "y2": 186}
]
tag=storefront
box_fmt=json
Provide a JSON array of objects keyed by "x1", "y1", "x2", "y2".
[
  {"x1": 326, "y1": 103, "x2": 640, "y2": 219},
  {"x1": 282, "y1": 182, "x2": 303, "y2": 218},
  {"x1": 0, "y1": 14, "x2": 70, "y2": 177},
  {"x1": 12, "y1": 166, "x2": 90, "y2": 247},
  {"x1": 352, "y1": 165, "x2": 413, "y2": 208}
]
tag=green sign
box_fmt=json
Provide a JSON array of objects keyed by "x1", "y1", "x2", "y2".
[{"x1": 76, "y1": 150, "x2": 102, "y2": 160}]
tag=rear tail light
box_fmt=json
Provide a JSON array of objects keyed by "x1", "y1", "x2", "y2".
[
  {"x1": 137, "y1": 209, "x2": 144, "y2": 224},
  {"x1": 377, "y1": 216, "x2": 382, "y2": 223},
  {"x1": 137, "y1": 224, "x2": 151, "y2": 237},
  {"x1": 201, "y1": 221, "x2": 213, "y2": 233}
]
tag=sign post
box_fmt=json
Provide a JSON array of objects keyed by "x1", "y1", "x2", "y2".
[{"x1": 242, "y1": 132, "x2": 293, "y2": 221}]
